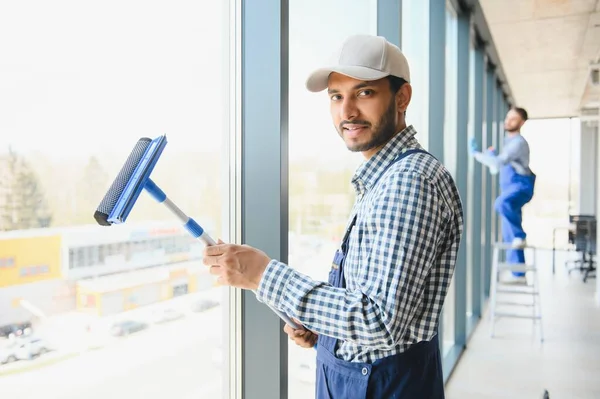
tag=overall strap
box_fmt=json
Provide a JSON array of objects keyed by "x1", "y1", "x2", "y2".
[
  {"x1": 340, "y1": 214, "x2": 358, "y2": 255},
  {"x1": 341, "y1": 148, "x2": 430, "y2": 257},
  {"x1": 395, "y1": 148, "x2": 430, "y2": 163},
  {"x1": 371, "y1": 148, "x2": 431, "y2": 188}
]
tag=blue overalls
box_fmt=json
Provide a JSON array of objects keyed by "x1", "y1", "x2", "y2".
[
  {"x1": 315, "y1": 149, "x2": 445, "y2": 399},
  {"x1": 494, "y1": 162, "x2": 535, "y2": 271}
]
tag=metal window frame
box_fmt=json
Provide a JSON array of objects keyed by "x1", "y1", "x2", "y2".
[
  {"x1": 483, "y1": 60, "x2": 496, "y2": 298},
  {"x1": 495, "y1": 80, "x2": 505, "y2": 244},
  {"x1": 224, "y1": 0, "x2": 243, "y2": 398},
  {"x1": 378, "y1": 0, "x2": 402, "y2": 47},
  {"x1": 453, "y1": 3, "x2": 470, "y2": 351},
  {"x1": 428, "y1": 0, "x2": 447, "y2": 162},
  {"x1": 441, "y1": 2, "x2": 471, "y2": 381},
  {"x1": 467, "y1": 31, "x2": 486, "y2": 337},
  {"x1": 489, "y1": 80, "x2": 498, "y2": 261},
  {"x1": 239, "y1": 1, "x2": 290, "y2": 398}
]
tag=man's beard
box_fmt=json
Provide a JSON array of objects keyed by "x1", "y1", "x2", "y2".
[{"x1": 338, "y1": 98, "x2": 397, "y2": 153}]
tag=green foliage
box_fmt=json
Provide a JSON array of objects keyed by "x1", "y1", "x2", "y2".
[
  {"x1": 0, "y1": 148, "x2": 52, "y2": 231},
  {"x1": 73, "y1": 156, "x2": 109, "y2": 225}
]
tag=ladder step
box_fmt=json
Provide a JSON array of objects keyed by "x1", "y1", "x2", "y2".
[
  {"x1": 495, "y1": 301, "x2": 536, "y2": 306},
  {"x1": 493, "y1": 242, "x2": 536, "y2": 250},
  {"x1": 496, "y1": 263, "x2": 537, "y2": 271},
  {"x1": 493, "y1": 312, "x2": 541, "y2": 320},
  {"x1": 496, "y1": 289, "x2": 539, "y2": 295},
  {"x1": 496, "y1": 280, "x2": 529, "y2": 287}
]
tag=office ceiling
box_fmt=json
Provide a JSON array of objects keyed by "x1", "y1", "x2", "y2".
[{"x1": 479, "y1": 0, "x2": 600, "y2": 119}]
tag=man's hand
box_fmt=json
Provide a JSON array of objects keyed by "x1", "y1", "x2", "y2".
[
  {"x1": 284, "y1": 320, "x2": 318, "y2": 349},
  {"x1": 202, "y1": 241, "x2": 271, "y2": 290},
  {"x1": 469, "y1": 137, "x2": 479, "y2": 155}
]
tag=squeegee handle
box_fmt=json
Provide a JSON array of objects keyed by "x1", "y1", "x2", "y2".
[
  {"x1": 143, "y1": 178, "x2": 300, "y2": 329},
  {"x1": 198, "y1": 230, "x2": 300, "y2": 329}
]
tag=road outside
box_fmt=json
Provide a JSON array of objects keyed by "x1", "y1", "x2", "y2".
[
  {"x1": 0, "y1": 237, "x2": 337, "y2": 399},
  {"x1": 0, "y1": 292, "x2": 318, "y2": 399}
]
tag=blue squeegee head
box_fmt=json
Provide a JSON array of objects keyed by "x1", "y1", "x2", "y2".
[{"x1": 94, "y1": 137, "x2": 152, "y2": 226}]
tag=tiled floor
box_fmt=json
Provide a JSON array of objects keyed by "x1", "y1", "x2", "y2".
[{"x1": 446, "y1": 249, "x2": 600, "y2": 399}]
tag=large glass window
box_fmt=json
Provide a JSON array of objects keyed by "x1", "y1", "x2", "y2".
[
  {"x1": 522, "y1": 118, "x2": 579, "y2": 248},
  {"x1": 441, "y1": 3, "x2": 458, "y2": 357},
  {"x1": 402, "y1": 1, "x2": 430, "y2": 147},
  {"x1": 0, "y1": 2, "x2": 231, "y2": 398},
  {"x1": 287, "y1": 1, "x2": 376, "y2": 397}
]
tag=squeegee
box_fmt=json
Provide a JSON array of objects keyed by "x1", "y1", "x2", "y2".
[{"x1": 94, "y1": 135, "x2": 299, "y2": 328}]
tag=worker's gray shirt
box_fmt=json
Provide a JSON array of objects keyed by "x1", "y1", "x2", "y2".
[
  {"x1": 498, "y1": 134, "x2": 530, "y2": 175},
  {"x1": 474, "y1": 133, "x2": 531, "y2": 175}
]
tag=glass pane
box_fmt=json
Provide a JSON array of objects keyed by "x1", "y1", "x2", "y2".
[
  {"x1": 522, "y1": 118, "x2": 575, "y2": 248},
  {"x1": 402, "y1": 0, "x2": 430, "y2": 148},
  {"x1": 441, "y1": 3, "x2": 458, "y2": 356},
  {"x1": 0, "y1": 2, "x2": 230, "y2": 398},
  {"x1": 288, "y1": 1, "x2": 376, "y2": 397}
]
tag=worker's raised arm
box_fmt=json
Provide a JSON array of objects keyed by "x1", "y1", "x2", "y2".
[{"x1": 469, "y1": 136, "x2": 527, "y2": 174}]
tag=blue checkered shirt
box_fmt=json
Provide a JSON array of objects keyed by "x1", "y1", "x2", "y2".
[{"x1": 256, "y1": 125, "x2": 464, "y2": 363}]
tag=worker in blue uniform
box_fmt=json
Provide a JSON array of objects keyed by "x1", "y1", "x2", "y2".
[
  {"x1": 470, "y1": 107, "x2": 535, "y2": 277},
  {"x1": 203, "y1": 34, "x2": 463, "y2": 398}
]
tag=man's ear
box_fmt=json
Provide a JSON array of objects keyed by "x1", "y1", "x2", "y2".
[{"x1": 396, "y1": 83, "x2": 412, "y2": 113}]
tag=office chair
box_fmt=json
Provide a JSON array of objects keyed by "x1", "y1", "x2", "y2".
[{"x1": 566, "y1": 215, "x2": 596, "y2": 283}]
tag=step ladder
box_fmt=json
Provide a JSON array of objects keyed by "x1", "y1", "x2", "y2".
[{"x1": 489, "y1": 242, "x2": 543, "y2": 342}]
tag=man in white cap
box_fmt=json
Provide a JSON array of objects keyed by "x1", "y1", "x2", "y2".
[{"x1": 203, "y1": 34, "x2": 463, "y2": 398}]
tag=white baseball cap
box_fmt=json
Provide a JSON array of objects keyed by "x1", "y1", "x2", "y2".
[{"x1": 305, "y1": 34, "x2": 411, "y2": 92}]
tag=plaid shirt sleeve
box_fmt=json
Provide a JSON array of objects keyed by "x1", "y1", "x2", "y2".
[{"x1": 255, "y1": 171, "x2": 446, "y2": 349}]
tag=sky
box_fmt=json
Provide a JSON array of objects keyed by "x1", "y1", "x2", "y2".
[
  {"x1": 0, "y1": 1, "x2": 229, "y2": 160},
  {"x1": 0, "y1": 0, "x2": 376, "y2": 167}
]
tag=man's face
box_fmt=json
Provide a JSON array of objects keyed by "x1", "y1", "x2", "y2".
[
  {"x1": 504, "y1": 109, "x2": 524, "y2": 133},
  {"x1": 327, "y1": 73, "x2": 399, "y2": 157}
]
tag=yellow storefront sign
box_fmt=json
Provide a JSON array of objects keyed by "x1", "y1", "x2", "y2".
[{"x1": 0, "y1": 235, "x2": 62, "y2": 287}]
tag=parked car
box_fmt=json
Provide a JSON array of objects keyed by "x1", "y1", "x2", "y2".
[
  {"x1": 110, "y1": 320, "x2": 148, "y2": 337},
  {"x1": 0, "y1": 322, "x2": 32, "y2": 338},
  {"x1": 0, "y1": 342, "x2": 18, "y2": 364},
  {"x1": 191, "y1": 299, "x2": 220, "y2": 313},
  {"x1": 152, "y1": 308, "x2": 184, "y2": 324},
  {"x1": 14, "y1": 337, "x2": 52, "y2": 360}
]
